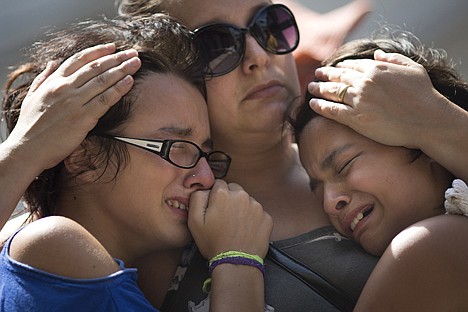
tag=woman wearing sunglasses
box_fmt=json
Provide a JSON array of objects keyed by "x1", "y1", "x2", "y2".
[
  {"x1": 0, "y1": 14, "x2": 272, "y2": 311},
  {"x1": 117, "y1": 1, "x2": 377, "y2": 311}
]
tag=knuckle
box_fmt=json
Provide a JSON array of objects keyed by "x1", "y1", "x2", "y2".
[
  {"x1": 71, "y1": 51, "x2": 87, "y2": 63},
  {"x1": 329, "y1": 105, "x2": 340, "y2": 116},
  {"x1": 115, "y1": 52, "x2": 127, "y2": 63},
  {"x1": 97, "y1": 92, "x2": 109, "y2": 105},
  {"x1": 95, "y1": 73, "x2": 108, "y2": 86},
  {"x1": 87, "y1": 61, "x2": 102, "y2": 74}
]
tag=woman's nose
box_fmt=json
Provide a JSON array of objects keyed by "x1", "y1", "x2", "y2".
[
  {"x1": 185, "y1": 157, "x2": 216, "y2": 190},
  {"x1": 241, "y1": 34, "x2": 270, "y2": 74}
]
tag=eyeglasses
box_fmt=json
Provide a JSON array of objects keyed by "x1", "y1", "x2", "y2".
[
  {"x1": 194, "y1": 4, "x2": 299, "y2": 77},
  {"x1": 100, "y1": 135, "x2": 231, "y2": 179}
]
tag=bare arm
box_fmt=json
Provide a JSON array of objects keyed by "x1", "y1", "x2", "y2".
[
  {"x1": 355, "y1": 215, "x2": 468, "y2": 311},
  {"x1": 309, "y1": 50, "x2": 468, "y2": 181},
  {"x1": 189, "y1": 180, "x2": 273, "y2": 312},
  {"x1": 0, "y1": 43, "x2": 141, "y2": 229}
]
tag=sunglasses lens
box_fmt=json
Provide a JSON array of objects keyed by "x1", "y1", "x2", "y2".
[
  {"x1": 253, "y1": 4, "x2": 299, "y2": 54},
  {"x1": 194, "y1": 4, "x2": 299, "y2": 77},
  {"x1": 196, "y1": 26, "x2": 243, "y2": 77}
]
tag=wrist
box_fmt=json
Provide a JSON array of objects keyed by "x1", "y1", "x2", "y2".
[{"x1": 202, "y1": 250, "x2": 265, "y2": 293}]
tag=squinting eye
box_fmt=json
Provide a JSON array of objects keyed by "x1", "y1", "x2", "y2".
[
  {"x1": 338, "y1": 154, "x2": 360, "y2": 174},
  {"x1": 338, "y1": 159, "x2": 352, "y2": 174}
]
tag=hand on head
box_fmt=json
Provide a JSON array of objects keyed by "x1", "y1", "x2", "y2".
[
  {"x1": 4, "y1": 43, "x2": 141, "y2": 170},
  {"x1": 307, "y1": 49, "x2": 441, "y2": 148}
]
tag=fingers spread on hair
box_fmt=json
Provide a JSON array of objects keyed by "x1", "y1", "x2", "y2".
[
  {"x1": 309, "y1": 97, "x2": 353, "y2": 126},
  {"x1": 84, "y1": 75, "x2": 134, "y2": 119},
  {"x1": 72, "y1": 49, "x2": 139, "y2": 88},
  {"x1": 56, "y1": 43, "x2": 117, "y2": 77},
  {"x1": 374, "y1": 49, "x2": 416, "y2": 67},
  {"x1": 315, "y1": 66, "x2": 359, "y2": 86}
]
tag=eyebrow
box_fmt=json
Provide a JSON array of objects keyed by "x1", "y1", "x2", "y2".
[
  {"x1": 157, "y1": 127, "x2": 213, "y2": 150},
  {"x1": 321, "y1": 144, "x2": 353, "y2": 170}
]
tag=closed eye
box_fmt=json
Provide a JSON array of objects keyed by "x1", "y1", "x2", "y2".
[{"x1": 337, "y1": 153, "x2": 360, "y2": 174}]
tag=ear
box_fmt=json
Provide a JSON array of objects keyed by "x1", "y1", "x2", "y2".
[{"x1": 63, "y1": 140, "x2": 100, "y2": 183}]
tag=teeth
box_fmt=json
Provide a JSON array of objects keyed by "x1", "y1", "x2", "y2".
[
  {"x1": 350, "y1": 212, "x2": 364, "y2": 231},
  {"x1": 167, "y1": 200, "x2": 188, "y2": 211}
]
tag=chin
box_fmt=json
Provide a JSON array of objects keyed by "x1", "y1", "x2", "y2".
[{"x1": 363, "y1": 239, "x2": 389, "y2": 257}]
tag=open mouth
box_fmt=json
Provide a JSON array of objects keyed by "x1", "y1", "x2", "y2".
[
  {"x1": 350, "y1": 206, "x2": 373, "y2": 231},
  {"x1": 167, "y1": 199, "x2": 188, "y2": 212}
]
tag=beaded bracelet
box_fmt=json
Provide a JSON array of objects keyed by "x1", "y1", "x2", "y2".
[{"x1": 202, "y1": 250, "x2": 265, "y2": 293}]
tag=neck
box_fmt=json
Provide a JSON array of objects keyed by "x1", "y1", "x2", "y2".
[
  {"x1": 56, "y1": 189, "x2": 144, "y2": 265},
  {"x1": 214, "y1": 128, "x2": 330, "y2": 241}
]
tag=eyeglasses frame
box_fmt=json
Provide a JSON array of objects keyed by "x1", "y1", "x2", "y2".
[{"x1": 97, "y1": 134, "x2": 231, "y2": 178}]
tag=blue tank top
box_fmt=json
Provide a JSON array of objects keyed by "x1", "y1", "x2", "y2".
[{"x1": 0, "y1": 229, "x2": 159, "y2": 311}]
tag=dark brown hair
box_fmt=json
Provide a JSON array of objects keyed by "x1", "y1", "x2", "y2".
[
  {"x1": 2, "y1": 14, "x2": 204, "y2": 217},
  {"x1": 291, "y1": 26, "x2": 468, "y2": 143}
]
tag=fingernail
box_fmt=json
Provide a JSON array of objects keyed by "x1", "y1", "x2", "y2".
[
  {"x1": 125, "y1": 49, "x2": 138, "y2": 57},
  {"x1": 127, "y1": 57, "x2": 141, "y2": 68},
  {"x1": 308, "y1": 81, "x2": 318, "y2": 92},
  {"x1": 104, "y1": 43, "x2": 116, "y2": 50},
  {"x1": 121, "y1": 75, "x2": 133, "y2": 85},
  {"x1": 309, "y1": 98, "x2": 317, "y2": 108}
]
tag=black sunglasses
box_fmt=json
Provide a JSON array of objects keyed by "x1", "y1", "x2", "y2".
[
  {"x1": 194, "y1": 3, "x2": 299, "y2": 77},
  {"x1": 99, "y1": 135, "x2": 231, "y2": 179}
]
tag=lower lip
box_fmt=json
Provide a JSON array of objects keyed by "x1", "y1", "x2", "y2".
[
  {"x1": 169, "y1": 205, "x2": 188, "y2": 219},
  {"x1": 352, "y1": 214, "x2": 370, "y2": 241},
  {"x1": 245, "y1": 85, "x2": 283, "y2": 101}
]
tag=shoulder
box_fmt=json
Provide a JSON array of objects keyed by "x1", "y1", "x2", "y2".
[
  {"x1": 9, "y1": 216, "x2": 119, "y2": 278},
  {"x1": 390, "y1": 214, "x2": 468, "y2": 256},
  {"x1": 356, "y1": 215, "x2": 468, "y2": 311}
]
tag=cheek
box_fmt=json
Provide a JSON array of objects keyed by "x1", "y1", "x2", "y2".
[
  {"x1": 329, "y1": 217, "x2": 346, "y2": 237},
  {"x1": 206, "y1": 76, "x2": 238, "y2": 101}
]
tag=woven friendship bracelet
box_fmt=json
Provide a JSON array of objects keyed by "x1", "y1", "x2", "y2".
[
  {"x1": 208, "y1": 250, "x2": 264, "y2": 266},
  {"x1": 209, "y1": 256, "x2": 266, "y2": 275},
  {"x1": 202, "y1": 251, "x2": 266, "y2": 293}
]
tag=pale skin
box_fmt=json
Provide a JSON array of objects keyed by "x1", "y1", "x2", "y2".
[
  {"x1": 0, "y1": 43, "x2": 141, "y2": 231},
  {"x1": 2, "y1": 47, "x2": 272, "y2": 311},
  {"x1": 162, "y1": 0, "x2": 330, "y2": 243},
  {"x1": 118, "y1": 1, "x2": 332, "y2": 307}
]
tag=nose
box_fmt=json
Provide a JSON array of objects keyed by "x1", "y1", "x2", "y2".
[
  {"x1": 184, "y1": 157, "x2": 215, "y2": 190},
  {"x1": 241, "y1": 34, "x2": 269, "y2": 74},
  {"x1": 323, "y1": 183, "x2": 350, "y2": 217}
]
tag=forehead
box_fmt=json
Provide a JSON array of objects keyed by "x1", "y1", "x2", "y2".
[
  {"x1": 299, "y1": 117, "x2": 352, "y2": 162},
  {"x1": 169, "y1": 0, "x2": 271, "y2": 29},
  {"x1": 125, "y1": 73, "x2": 210, "y2": 138}
]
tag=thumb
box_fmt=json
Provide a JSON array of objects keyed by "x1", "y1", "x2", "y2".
[{"x1": 374, "y1": 49, "x2": 417, "y2": 67}]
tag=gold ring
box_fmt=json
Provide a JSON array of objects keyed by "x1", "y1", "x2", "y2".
[{"x1": 337, "y1": 85, "x2": 350, "y2": 103}]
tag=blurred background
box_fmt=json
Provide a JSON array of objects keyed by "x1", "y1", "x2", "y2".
[
  {"x1": 1, "y1": 0, "x2": 467, "y2": 99},
  {"x1": 0, "y1": 0, "x2": 466, "y2": 216}
]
